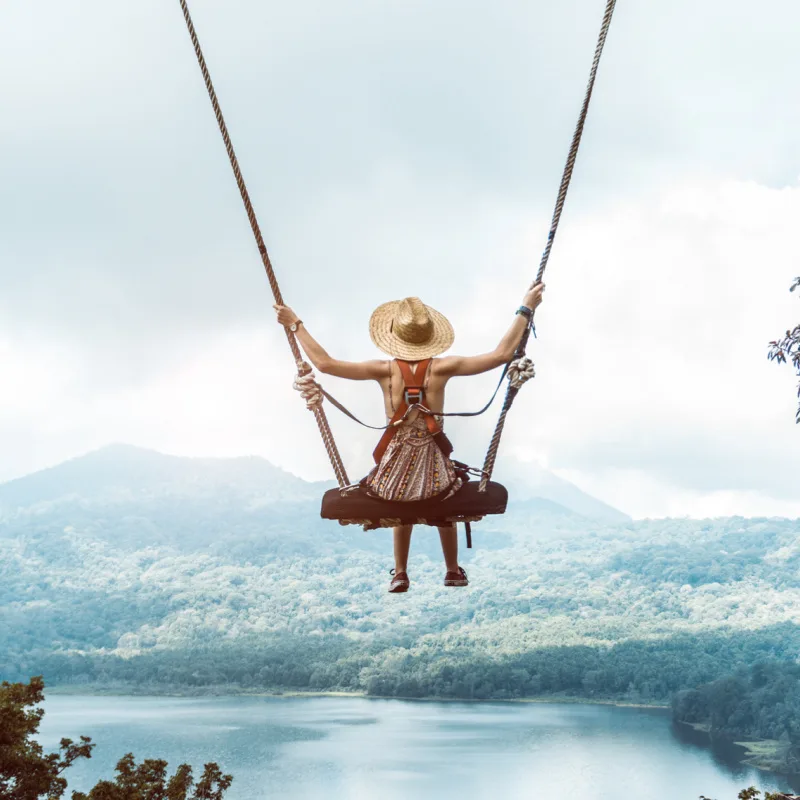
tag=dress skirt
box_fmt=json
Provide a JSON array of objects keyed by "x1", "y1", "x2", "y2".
[{"x1": 363, "y1": 417, "x2": 462, "y2": 502}]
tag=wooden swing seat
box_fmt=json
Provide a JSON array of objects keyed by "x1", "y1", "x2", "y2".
[{"x1": 320, "y1": 480, "x2": 508, "y2": 530}]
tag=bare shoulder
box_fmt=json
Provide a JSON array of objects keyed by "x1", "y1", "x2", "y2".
[
  {"x1": 432, "y1": 352, "x2": 505, "y2": 378},
  {"x1": 431, "y1": 356, "x2": 462, "y2": 379},
  {"x1": 323, "y1": 358, "x2": 391, "y2": 381},
  {"x1": 361, "y1": 359, "x2": 392, "y2": 380},
  {"x1": 370, "y1": 359, "x2": 392, "y2": 381}
]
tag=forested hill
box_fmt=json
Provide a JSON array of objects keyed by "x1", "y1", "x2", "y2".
[
  {"x1": 673, "y1": 662, "x2": 800, "y2": 774},
  {"x1": 0, "y1": 444, "x2": 628, "y2": 522},
  {"x1": 2, "y1": 446, "x2": 800, "y2": 768},
  {"x1": 0, "y1": 444, "x2": 330, "y2": 510}
]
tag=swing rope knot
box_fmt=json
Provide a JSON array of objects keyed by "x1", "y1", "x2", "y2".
[
  {"x1": 293, "y1": 363, "x2": 323, "y2": 409},
  {"x1": 508, "y1": 357, "x2": 535, "y2": 389}
]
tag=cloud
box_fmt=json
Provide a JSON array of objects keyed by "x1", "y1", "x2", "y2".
[
  {"x1": 3, "y1": 176, "x2": 799, "y2": 519},
  {"x1": 4, "y1": 0, "x2": 800, "y2": 360},
  {"x1": 500, "y1": 178, "x2": 800, "y2": 513},
  {"x1": 3, "y1": 0, "x2": 800, "y2": 515}
]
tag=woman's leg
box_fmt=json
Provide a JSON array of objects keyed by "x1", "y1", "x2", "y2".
[
  {"x1": 393, "y1": 524, "x2": 413, "y2": 573},
  {"x1": 438, "y1": 524, "x2": 459, "y2": 573}
]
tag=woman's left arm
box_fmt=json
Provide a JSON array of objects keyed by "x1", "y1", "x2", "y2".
[{"x1": 274, "y1": 305, "x2": 387, "y2": 381}]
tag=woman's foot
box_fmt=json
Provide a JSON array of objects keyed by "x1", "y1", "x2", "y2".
[
  {"x1": 444, "y1": 566, "x2": 469, "y2": 587},
  {"x1": 388, "y1": 569, "x2": 410, "y2": 593}
]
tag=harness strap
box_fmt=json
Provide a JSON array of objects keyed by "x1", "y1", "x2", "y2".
[
  {"x1": 396, "y1": 360, "x2": 441, "y2": 438},
  {"x1": 324, "y1": 360, "x2": 511, "y2": 433},
  {"x1": 372, "y1": 359, "x2": 436, "y2": 464},
  {"x1": 372, "y1": 403, "x2": 407, "y2": 465}
]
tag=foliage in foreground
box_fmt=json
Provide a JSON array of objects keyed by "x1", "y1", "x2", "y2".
[
  {"x1": 768, "y1": 277, "x2": 800, "y2": 422},
  {"x1": 1, "y1": 676, "x2": 792, "y2": 800},
  {"x1": 0, "y1": 676, "x2": 232, "y2": 800},
  {"x1": 701, "y1": 788, "x2": 795, "y2": 800},
  {"x1": 3, "y1": 450, "x2": 800, "y2": 781}
]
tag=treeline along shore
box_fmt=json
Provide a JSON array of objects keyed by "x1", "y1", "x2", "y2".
[{"x1": 3, "y1": 447, "x2": 800, "y2": 774}]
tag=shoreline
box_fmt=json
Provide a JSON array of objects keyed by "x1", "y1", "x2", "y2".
[
  {"x1": 735, "y1": 739, "x2": 793, "y2": 773},
  {"x1": 44, "y1": 686, "x2": 798, "y2": 778},
  {"x1": 676, "y1": 719, "x2": 796, "y2": 777},
  {"x1": 44, "y1": 683, "x2": 667, "y2": 710}
]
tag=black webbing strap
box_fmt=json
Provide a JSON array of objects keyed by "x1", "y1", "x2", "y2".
[{"x1": 321, "y1": 361, "x2": 511, "y2": 432}]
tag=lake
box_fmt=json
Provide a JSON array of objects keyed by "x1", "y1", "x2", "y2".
[{"x1": 37, "y1": 695, "x2": 799, "y2": 799}]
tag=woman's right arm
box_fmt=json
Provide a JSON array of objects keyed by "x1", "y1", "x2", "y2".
[
  {"x1": 274, "y1": 305, "x2": 388, "y2": 381},
  {"x1": 435, "y1": 282, "x2": 545, "y2": 378}
]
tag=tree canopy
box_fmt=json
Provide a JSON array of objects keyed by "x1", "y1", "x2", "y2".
[
  {"x1": 0, "y1": 677, "x2": 232, "y2": 800},
  {"x1": 768, "y1": 277, "x2": 800, "y2": 422}
]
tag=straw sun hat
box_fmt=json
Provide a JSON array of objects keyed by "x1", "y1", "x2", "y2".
[{"x1": 369, "y1": 297, "x2": 455, "y2": 360}]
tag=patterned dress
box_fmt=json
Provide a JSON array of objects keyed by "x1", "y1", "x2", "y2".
[{"x1": 363, "y1": 362, "x2": 462, "y2": 502}]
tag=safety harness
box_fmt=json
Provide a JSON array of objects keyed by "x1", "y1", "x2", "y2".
[
  {"x1": 369, "y1": 358, "x2": 478, "y2": 546},
  {"x1": 373, "y1": 359, "x2": 451, "y2": 464}
]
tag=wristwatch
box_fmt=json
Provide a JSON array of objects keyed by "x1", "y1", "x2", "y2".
[{"x1": 290, "y1": 320, "x2": 303, "y2": 333}]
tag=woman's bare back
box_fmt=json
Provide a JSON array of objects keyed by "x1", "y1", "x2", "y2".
[{"x1": 377, "y1": 359, "x2": 449, "y2": 421}]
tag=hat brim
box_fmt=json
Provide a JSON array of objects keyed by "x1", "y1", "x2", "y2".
[{"x1": 369, "y1": 301, "x2": 455, "y2": 360}]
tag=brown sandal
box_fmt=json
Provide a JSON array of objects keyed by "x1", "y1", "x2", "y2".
[
  {"x1": 388, "y1": 569, "x2": 410, "y2": 593},
  {"x1": 444, "y1": 567, "x2": 469, "y2": 587}
]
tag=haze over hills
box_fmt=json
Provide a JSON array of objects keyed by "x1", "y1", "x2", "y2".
[
  {"x1": 2, "y1": 441, "x2": 800, "y2": 780},
  {"x1": 500, "y1": 458, "x2": 630, "y2": 522},
  {"x1": 0, "y1": 444, "x2": 329, "y2": 512},
  {"x1": 0, "y1": 444, "x2": 628, "y2": 523}
]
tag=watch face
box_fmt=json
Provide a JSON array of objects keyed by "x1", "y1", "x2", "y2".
[{"x1": 290, "y1": 323, "x2": 297, "y2": 332}]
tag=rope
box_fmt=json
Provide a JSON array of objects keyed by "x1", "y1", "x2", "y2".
[
  {"x1": 535, "y1": 0, "x2": 617, "y2": 286},
  {"x1": 293, "y1": 363, "x2": 323, "y2": 409},
  {"x1": 321, "y1": 361, "x2": 512, "y2": 431},
  {"x1": 508, "y1": 357, "x2": 535, "y2": 389},
  {"x1": 480, "y1": 0, "x2": 617, "y2": 491},
  {"x1": 479, "y1": 389, "x2": 518, "y2": 492},
  {"x1": 176, "y1": 0, "x2": 349, "y2": 488}
]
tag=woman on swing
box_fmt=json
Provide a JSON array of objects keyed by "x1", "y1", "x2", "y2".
[{"x1": 274, "y1": 281, "x2": 544, "y2": 593}]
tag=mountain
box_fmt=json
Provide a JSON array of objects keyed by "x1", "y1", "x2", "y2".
[
  {"x1": 3, "y1": 441, "x2": 800, "y2": 773},
  {"x1": 500, "y1": 458, "x2": 630, "y2": 523},
  {"x1": 0, "y1": 445, "x2": 627, "y2": 522},
  {"x1": 0, "y1": 444, "x2": 330, "y2": 514}
]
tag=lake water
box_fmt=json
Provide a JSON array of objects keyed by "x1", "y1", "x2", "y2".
[{"x1": 37, "y1": 695, "x2": 799, "y2": 799}]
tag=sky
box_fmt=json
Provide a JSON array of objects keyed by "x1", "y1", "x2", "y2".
[{"x1": 1, "y1": 0, "x2": 799, "y2": 518}]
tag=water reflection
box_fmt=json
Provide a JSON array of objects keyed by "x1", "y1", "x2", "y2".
[
  {"x1": 36, "y1": 696, "x2": 800, "y2": 800},
  {"x1": 670, "y1": 718, "x2": 800, "y2": 793}
]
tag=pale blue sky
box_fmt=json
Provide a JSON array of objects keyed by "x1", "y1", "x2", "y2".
[{"x1": 1, "y1": 0, "x2": 799, "y2": 516}]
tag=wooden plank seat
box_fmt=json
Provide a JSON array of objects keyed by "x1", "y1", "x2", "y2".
[{"x1": 320, "y1": 480, "x2": 508, "y2": 530}]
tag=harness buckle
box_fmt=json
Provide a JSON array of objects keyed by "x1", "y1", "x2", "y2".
[{"x1": 404, "y1": 387, "x2": 423, "y2": 406}]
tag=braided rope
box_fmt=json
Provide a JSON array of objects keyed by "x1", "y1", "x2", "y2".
[
  {"x1": 535, "y1": 0, "x2": 617, "y2": 286},
  {"x1": 480, "y1": 0, "x2": 617, "y2": 491},
  {"x1": 312, "y1": 406, "x2": 349, "y2": 487},
  {"x1": 508, "y1": 357, "x2": 535, "y2": 389},
  {"x1": 293, "y1": 363, "x2": 324, "y2": 409},
  {"x1": 177, "y1": 0, "x2": 349, "y2": 487},
  {"x1": 479, "y1": 390, "x2": 518, "y2": 492}
]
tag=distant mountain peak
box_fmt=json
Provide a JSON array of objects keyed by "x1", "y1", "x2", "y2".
[
  {"x1": 0, "y1": 445, "x2": 627, "y2": 524},
  {"x1": 499, "y1": 457, "x2": 630, "y2": 523},
  {"x1": 0, "y1": 444, "x2": 323, "y2": 512}
]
